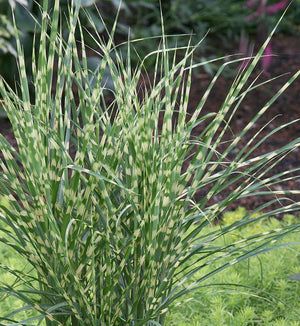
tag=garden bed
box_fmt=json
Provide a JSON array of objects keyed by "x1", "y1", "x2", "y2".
[{"x1": 0, "y1": 3, "x2": 299, "y2": 322}]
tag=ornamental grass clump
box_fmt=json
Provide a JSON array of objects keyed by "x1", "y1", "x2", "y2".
[{"x1": 0, "y1": 1, "x2": 299, "y2": 325}]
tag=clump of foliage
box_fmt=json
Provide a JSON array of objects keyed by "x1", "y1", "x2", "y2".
[{"x1": 0, "y1": 0, "x2": 299, "y2": 325}]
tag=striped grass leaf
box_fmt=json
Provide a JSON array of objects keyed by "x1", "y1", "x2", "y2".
[{"x1": 0, "y1": 1, "x2": 299, "y2": 325}]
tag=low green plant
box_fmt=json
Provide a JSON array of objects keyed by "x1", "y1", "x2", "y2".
[
  {"x1": 0, "y1": 0, "x2": 299, "y2": 325},
  {"x1": 0, "y1": 225, "x2": 38, "y2": 323},
  {"x1": 166, "y1": 210, "x2": 300, "y2": 325}
]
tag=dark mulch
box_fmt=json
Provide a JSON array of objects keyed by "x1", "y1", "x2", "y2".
[
  {"x1": 0, "y1": 34, "x2": 299, "y2": 215},
  {"x1": 188, "y1": 34, "x2": 300, "y2": 214}
]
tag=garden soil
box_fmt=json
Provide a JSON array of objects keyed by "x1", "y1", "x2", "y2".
[
  {"x1": 0, "y1": 34, "x2": 299, "y2": 215},
  {"x1": 187, "y1": 34, "x2": 300, "y2": 215}
]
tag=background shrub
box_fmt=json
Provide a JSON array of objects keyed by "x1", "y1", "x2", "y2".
[{"x1": 2, "y1": 0, "x2": 300, "y2": 88}]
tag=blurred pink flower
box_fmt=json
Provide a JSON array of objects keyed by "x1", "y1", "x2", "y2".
[
  {"x1": 246, "y1": 0, "x2": 259, "y2": 8},
  {"x1": 262, "y1": 43, "x2": 272, "y2": 74},
  {"x1": 239, "y1": 32, "x2": 252, "y2": 70},
  {"x1": 246, "y1": 0, "x2": 287, "y2": 20},
  {"x1": 266, "y1": 1, "x2": 287, "y2": 14},
  {"x1": 242, "y1": 0, "x2": 287, "y2": 75}
]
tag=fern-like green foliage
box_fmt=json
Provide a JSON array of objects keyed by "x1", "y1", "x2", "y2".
[{"x1": 167, "y1": 212, "x2": 300, "y2": 325}]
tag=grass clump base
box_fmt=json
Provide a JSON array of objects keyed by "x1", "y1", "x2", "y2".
[{"x1": 1, "y1": 209, "x2": 299, "y2": 325}]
